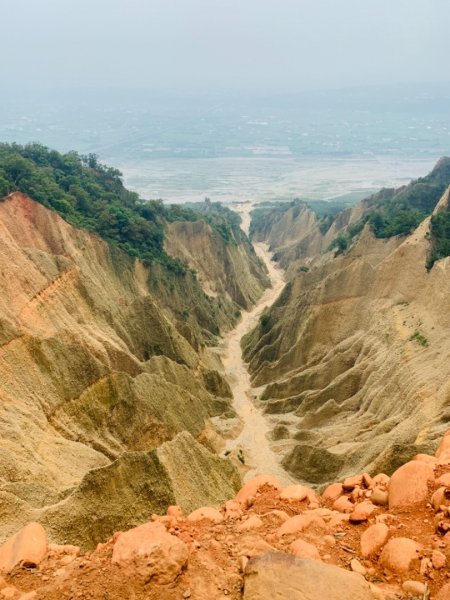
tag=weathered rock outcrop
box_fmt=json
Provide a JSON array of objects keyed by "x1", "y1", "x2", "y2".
[
  {"x1": 165, "y1": 219, "x2": 269, "y2": 310},
  {"x1": 243, "y1": 187, "x2": 450, "y2": 484},
  {"x1": 0, "y1": 193, "x2": 245, "y2": 546}
]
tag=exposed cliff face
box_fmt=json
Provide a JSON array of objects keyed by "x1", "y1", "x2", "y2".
[
  {"x1": 165, "y1": 219, "x2": 269, "y2": 310},
  {"x1": 0, "y1": 193, "x2": 242, "y2": 546},
  {"x1": 251, "y1": 201, "x2": 367, "y2": 272},
  {"x1": 243, "y1": 189, "x2": 450, "y2": 485}
]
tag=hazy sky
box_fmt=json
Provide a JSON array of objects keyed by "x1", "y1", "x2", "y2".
[{"x1": 1, "y1": 0, "x2": 450, "y2": 94}]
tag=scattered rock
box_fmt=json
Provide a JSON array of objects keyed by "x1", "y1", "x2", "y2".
[
  {"x1": 167, "y1": 505, "x2": 183, "y2": 518},
  {"x1": 279, "y1": 485, "x2": 315, "y2": 503},
  {"x1": 432, "y1": 549, "x2": 446, "y2": 569},
  {"x1": 402, "y1": 580, "x2": 426, "y2": 595},
  {"x1": 277, "y1": 514, "x2": 326, "y2": 536},
  {"x1": 243, "y1": 552, "x2": 376, "y2": 599},
  {"x1": 388, "y1": 461, "x2": 434, "y2": 509},
  {"x1": 323, "y1": 535, "x2": 336, "y2": 547},
  {"x1": 224, "y1": 500, "x2": 242, "y2": 519},
  {"x1": 289, "y1": 539, "x2": 321, "y2": 561},
  {"x1": 379, "y1": 537, "x2": 422, "y2": 573},
  {"x1": 431, "y1": 487, "x2": 450, "y2": 511},
  {"x1": 435, "y1": 430, "x2": 450, "y2": 464},
  {"x1": 333, "y1": 496, "x2": 354, "y2": 513},
  {"x1": 350, "y1": 559, "x2": 367, "y2": 575},
  {"x1": 111, "y1": 521, "x2": 188, "y2": 584},
  {"x1": 362, "y1": 474, "x2": 374, "y2": 489},
  {"x1": 237, "y1": 516, "x2": 263, "y2": 532},
  {"x1": 187, "y1": 507, "x2": 224, "y2": 523},
  {"x1": 360, "y1": 523, "x2": 390, "y2": 558},
  {"x1": 267, "y1": 510, "x2": 289, "y2": 522},
  {"x1": 349, "y1": 501, "x2": 376, "y2": 523},
  {"x1": 0, "y1": 523, "x2": 47, "y2": 574},
  {"x1": 437, "y1": 473, "x2": 450, "y2": 487},
  {"x1": 372, "y1": 474, "x2": 390, "y2": 488},
  {"x1": 322, "y1": 483, "x2": 343, "y2": 501},
  {"x1": 343, "y1": 475, "x2": 363, "y2": 491},
  {"x1": 370, "y1": 488, "x2": 388, "y2": 507},
  {"x1": 235, "y1": 475, "x2": 280, "y2": 505}
]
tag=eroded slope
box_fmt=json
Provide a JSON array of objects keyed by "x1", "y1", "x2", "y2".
[
  {"x1": 0, "y1": 193, "x2": 247, "y2": 547},
  {"x1": 243, "y1": 187, "x2": 450, "y2": 485}
]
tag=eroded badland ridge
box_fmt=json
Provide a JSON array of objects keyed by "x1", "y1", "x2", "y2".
[
  {"x1": 0, "y1": 183, "x2": 268, "y2": 549},
  {"x1": 2, "y1": 146, "x2": 450, "y2": 598},
  {"x1": 244, "y1": 157, "x2": 450, "y2": 486}
]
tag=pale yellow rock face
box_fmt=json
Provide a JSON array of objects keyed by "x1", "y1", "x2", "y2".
[
  {"x1": 0, "y1": 194, "x2": 243, "y2": 547},
  {"x1": 243, "y1": 186, "x2": 450, "y2": 485},
  {"x1": 165, "y1": 220, "x2": 269, "y2": 310}
]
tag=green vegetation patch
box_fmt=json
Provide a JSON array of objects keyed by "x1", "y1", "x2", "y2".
[
  {"x1": 409, "y1": 331, "x2": 429, "y2": 347},
  {"x1": 0, "y1": 143, "x2": 242, "y2": 272},
  {"x1": 428, "y1": 209, "x2": 450, "y2": 269}
]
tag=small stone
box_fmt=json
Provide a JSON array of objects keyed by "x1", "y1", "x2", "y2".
[
  {"x1": 267, "y1": 510, "x2": 290, "y2": 522},
  {"x1": 420, "y1": 557, "x2": 432, "y2": 576},
  {"x1": 436, "y1": 473, "x2": 450, "y2": 487},
  {"x1": 388, "y1": 461, "x2": 434, "y2": 509},
  {"x1": 349, "y1": 501, "x2": 376, "y2": 523},
  {"x1": 379, "y1": 537, "x2": 422, "y2": 573},
  {"x1": 342, "y1": 475, "x2": 363, "y2": 491},
  {"x1": 370, "y1": 487, "x2": 388, "y2": 506},
  {"x1": 0, "y1": 523, "x2": 47, "y2": 574},
  {"x1": 280, "y1": 484, "x2": 316, "y2": 503},
  {"x1": 332, "y1": 496, "x2": 354, "y2": 514},
  {"x1": 182, "y1": 590, "x2": 191, "y2": 599},
  {"x1": 372, "y1": 474, "x2": 390, "y2": 488},
  {"x1": 224, "y1": 500, "x2": 242, "y2": 519},
  {"x1": 323, "y1": 535, "x2": 336, "y2": 547},
  {"x1": 432, "y1": 549, "x2": 446, "y2": 569},
  {"x1": 350, "y1": 559, "x2": 366, "y2": 575},
  {"x1": 362, "y1": 473, "x2": 374, "y2": 489},
  {"x1": 431, "y1": 487, "x2": 450, "y2": 512},
  {"x1": 402, "y1": 580, "x2": 426, "y2": 595},
  {"x1": 435, "y1": 430, "x2": 450, "y2": 464},
  {"x1": 237, "y1": 516, "x2": 263, "y2": 532},
  {"x1": 167, "y1": 505, "x2": 183, "y2": 518},
  {"x1": 322, "y1": 483, "x2": 343, "y2": 501},
  {"x1": 360, "y1": 523, "x2": 390, "y2": 558},
  {"x1": 188, "y1": 507, "x2": 224, "y2": 523},
  {"x1": 112, "y1": 521, "x2": 188, "y2": 584},
  {"x1": 289, "y1": 538, "x2": 321, "y2": 561},
  {"x1": 234, "y1": 475, "x2": 281, "y2": 505},
  {"x1": 238, "y1": 556, "x2": 249, "y2": 572},
  {"x1": 277, "y1": 514, "x2": 326, "y2": 537},
  {"x1": 19, "y1": 593, "x2": 37, "y2": 600}
]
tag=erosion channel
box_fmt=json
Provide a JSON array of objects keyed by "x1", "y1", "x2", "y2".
[{"x1": 219, "y1": 203, "x2": 294, "y2": 485}]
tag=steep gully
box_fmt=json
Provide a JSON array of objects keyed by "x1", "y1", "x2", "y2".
[{"x1": 219, "y1": 203, "x2": 294, "y2": 485}]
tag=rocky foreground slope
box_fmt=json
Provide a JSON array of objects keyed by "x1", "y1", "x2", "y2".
[
  {"x1": 0, "y1": 192, "x2": 270, "y2": 549},
  {"x1": 1, "y1": 429, "x2": 450, "y2": 599}
]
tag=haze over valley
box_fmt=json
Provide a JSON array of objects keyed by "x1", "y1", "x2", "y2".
[{"x1": 0, "y1": 1, "x2": 450, "y2": 598}]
